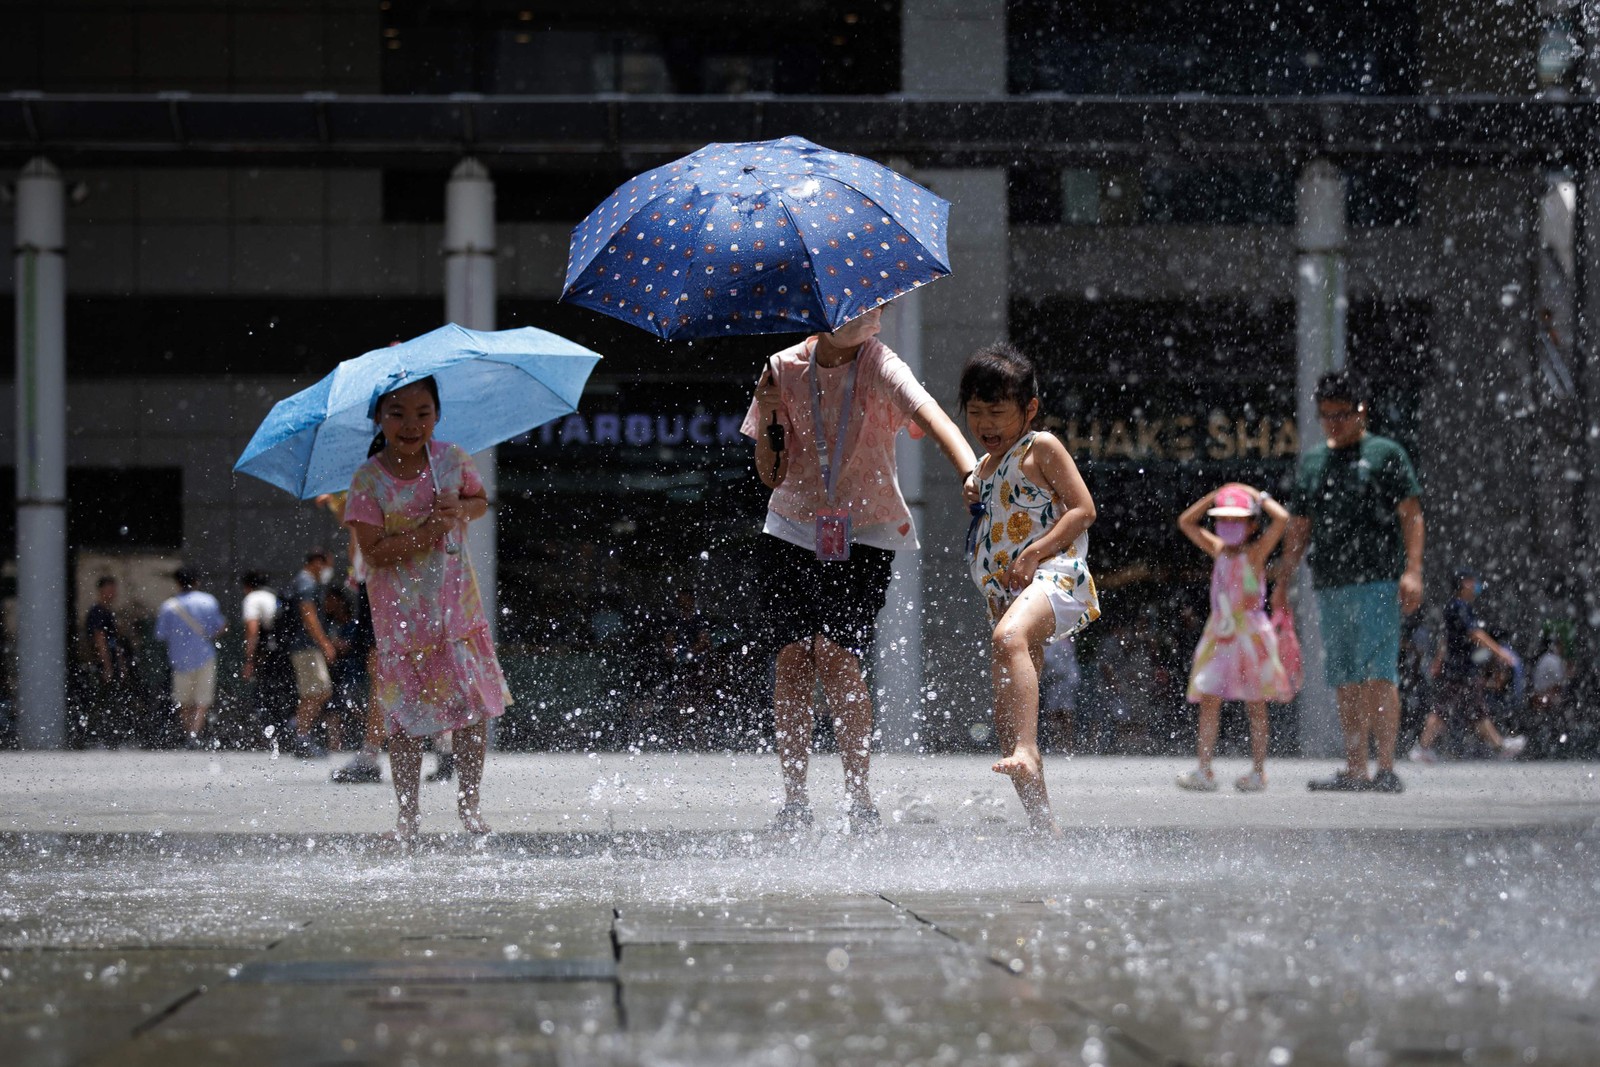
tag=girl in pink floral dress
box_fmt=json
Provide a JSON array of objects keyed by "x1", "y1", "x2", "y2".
[
  {"x1": 1175, "y1": 483, "x2": 1292, "y2": 793},
  {"x1": 345, "y1": 376, "x2": 509, "y2": 844}
]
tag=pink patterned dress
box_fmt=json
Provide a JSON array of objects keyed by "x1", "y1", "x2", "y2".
[
  {"x1": 345, "y1": 441, "x2": 510, "y2": 737},
  {"x1": 1187, "y1": 551, "x2": 1293, "y2": 703}
]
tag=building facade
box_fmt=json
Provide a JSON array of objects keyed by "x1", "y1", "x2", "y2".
[{"x1": 3, "y1": 0, "x2": 1594, "y2": 754}]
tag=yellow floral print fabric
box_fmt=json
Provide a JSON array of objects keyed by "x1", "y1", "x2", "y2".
[{"x1": 967, "y1": 432, "x2": 1099, "y2": 640}]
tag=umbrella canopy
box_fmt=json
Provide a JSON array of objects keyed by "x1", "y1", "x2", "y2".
[
  {"x1": 561, "y1": 135, "x2": 951, "y2": 340},
  {"x1": 235, "y1": 323, "x2": 602, "y2": 499}
]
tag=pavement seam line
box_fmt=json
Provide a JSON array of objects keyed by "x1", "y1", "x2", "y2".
[
  {"x1": 610, "y1": 906, "x2": 629, "y2": 1030},
  {"x1": 877, "y1": 893, "x2": 1197, "y2": 1067},
  {"x1": 129, "y1": 986, "x2": 205, "y2": 1038},
  {"x1": 116, "y1": 920, "x2": 311, "y2": 1041}
]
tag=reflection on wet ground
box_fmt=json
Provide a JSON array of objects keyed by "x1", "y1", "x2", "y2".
[{"x1": 2, "y1": 755, "x2": 1598, "y2": 1066}]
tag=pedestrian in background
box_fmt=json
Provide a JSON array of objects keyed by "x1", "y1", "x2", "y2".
[
  {"x1": 240, "y1": 570, "x2": 293, "y2": 745},
  {"x1": 323, "y1": 586, "x2": 366, "y2": 752},
  {"x1": 284, "y1": 547, "x2": 339, "y2": 758},
  {"x1": 1273, "y1": 372, "x2": 1425, "y2": 793},
  {"x1": 1038, "y1": 636, "x2": 1082, "y2": 753},
  {"x1": 82, "y1": 575, "x2": 136, "y2": 748},
  {"x1": 345, "y1": 376, "x2": 508, "y2": 846},
  {"x1": 319, "y1": 491, "x2": 392, "y2": 786},
  {"x1": 1410, "y1": 569, "x2": 1525, "y2": 763},
  {"x1": 154, "y1": 568, "x2": 227, "y2": 748},
  {"x1": 1175, "y1": 483, "x2": 1292, "y2": 793}
]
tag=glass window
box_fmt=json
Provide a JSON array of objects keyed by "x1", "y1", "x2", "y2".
[
  {"x1": 382, "y1": 0, "x2": 899, "y2": 95},
  {"x1": 1008, "y1": 164, "x2": 1416, "y2": 228},
  {"x1": 1008, "y1": 0, "x2": 1419, "y2": 96}
]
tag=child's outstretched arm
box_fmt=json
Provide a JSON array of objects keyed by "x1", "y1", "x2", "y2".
[
  {"x1": 910, "y1": 400, "x2": 979, "y2": 491},
  {"x1": 1178, "y1": 490, "x2": 1224, "y2": 559},
  {"x1": 1248, "y1": 494, "x2": 1290, "y2": 570},
  {"x1": 1005, "y1": 433, "x2": 1095, "y2": 590}
]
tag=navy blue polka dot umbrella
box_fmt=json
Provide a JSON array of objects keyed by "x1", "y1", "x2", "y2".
[{"x1": 561, "y1": 135, "x2": 952, "y2": 339}]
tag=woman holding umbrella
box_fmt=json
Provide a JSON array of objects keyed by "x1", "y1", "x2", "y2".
[{"x1": 746, "y1": 303, "x2": 977, "y2": 832}]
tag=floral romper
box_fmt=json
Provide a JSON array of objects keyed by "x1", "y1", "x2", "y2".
[{"x1": 968, "y1": 432, "x2": 1100, "y2": 641}]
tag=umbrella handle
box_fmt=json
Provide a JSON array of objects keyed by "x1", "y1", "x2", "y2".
[
  {"x1": 428, "y1": 451, "x2": 462, "y2": 555},
  {"x1": 761, "y1": 357, "x2": 785, "y2": 480}
]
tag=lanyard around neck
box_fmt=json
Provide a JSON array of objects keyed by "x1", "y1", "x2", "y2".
[{"x1": 807, "y1": 341, "x2": 860, "y2": 506}]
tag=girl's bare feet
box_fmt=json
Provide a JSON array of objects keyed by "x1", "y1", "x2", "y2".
[
  {"x1": 387, "y1": 814, "x2": 421, "y2": 851},
  {"x1": 993, "y1": 747, "x2": 1054, "y2": 832},
  {"x1": 459, "y1": 809, "x2": 491, "y2": 835},
  {"x1": 1022, "y1": 817, "x2": 1064, "y2": 839},
  {"x1": 992, "y1": 750, "x2": 1042, "y2": 779}
]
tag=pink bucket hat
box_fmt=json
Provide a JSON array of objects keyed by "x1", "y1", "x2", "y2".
[{"x1": 1207, "y1": 483, "x2": 1260, "y2": 519}]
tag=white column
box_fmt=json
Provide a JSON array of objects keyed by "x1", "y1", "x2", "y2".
[
  {"x1": 1293, "y1": 159, "x2": 1347, "y2": 758},
  {"x1": 444, "y1": 159, "x2": 498, "y2": 636},
  {"x1": 875, "y1": 290, "x2": 926, "y2": 752},
  {"x1": 13, "y1": 158, "x2": 68, "y2": 749}
]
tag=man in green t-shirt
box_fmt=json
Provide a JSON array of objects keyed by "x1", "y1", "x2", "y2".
[{"x1": 1271, "y1": 372, "x2": 1425, "y2": 793}]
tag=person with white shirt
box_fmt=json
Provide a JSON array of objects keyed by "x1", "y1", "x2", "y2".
[{"x1": 155, "y1": 568, "x2": 227, "y2": 748}]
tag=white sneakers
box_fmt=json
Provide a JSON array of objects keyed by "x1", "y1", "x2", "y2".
[
  {"x1": 1175, "y1": 768, "x2": 1218, "y2": 792},
  {"x1": 1233, "y1": 771, "x2": 1267, "y2": 793},
  {"x1": 1177, "y1": 768, "x2": 1269, "y2": 792},
  {"x1": 1410, "y1": 737, "x2": 1526, "y2": 763}
]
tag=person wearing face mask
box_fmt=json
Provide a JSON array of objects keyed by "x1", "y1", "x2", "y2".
[
  {"x1": 283, "y1": 546, "x2": 340, "y2": 758},
  {"x1": 1175, "y1": 483, "x2": 1293, "y2": 792}
]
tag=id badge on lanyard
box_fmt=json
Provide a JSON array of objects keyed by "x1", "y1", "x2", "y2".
[
  {"x1": 815, "y1": 508, "x2": 852, "y2": 561},
  {"x1": 809, "y1": 343, "x2": 860, "y2": 561}
]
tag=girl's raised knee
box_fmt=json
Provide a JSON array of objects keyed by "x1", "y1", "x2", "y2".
[{"x1": 991, "y1": 623, "x2": 1031, "y2": 661}]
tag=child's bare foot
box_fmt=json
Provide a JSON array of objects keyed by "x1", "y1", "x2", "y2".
[
  {"x1": 459, "y1": 809, "x2": 491, "y2": 835},
  {"x1": 992, "y1": 748, "x2": 1043, "y2": 783},
  {"x1": 993, "y1": 747, "x2": 1054, "y2": 830},
  {"x1": 387, "y1": 815, "x2": 421, "y2": 851},
  {"x1": 1026, "y1": 816, "x2": 1064, "y2": 840}
]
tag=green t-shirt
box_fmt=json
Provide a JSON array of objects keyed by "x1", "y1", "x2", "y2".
[{"x1": 1289, "y1": 433, "x2": 1421, "y2": 589}]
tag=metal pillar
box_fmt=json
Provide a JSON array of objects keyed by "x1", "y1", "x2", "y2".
[
  {"x1": 13, "y1": 158, "x2": 67, "y2": 749},
  {"x1": 1575, "y1": 7, "x2": 1600, "y2": 641},
  {"x1": 1293, "y1": 158, "x2": 1347, "y2": 758},
  {"x1": 875, "y1": 290, "x2": 926, "y2": 752},
  {"x1": 444, "y1": 158, "x2": 498, "y2": 636}
]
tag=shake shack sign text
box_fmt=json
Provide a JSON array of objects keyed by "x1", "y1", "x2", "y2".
[{"x1": 1060, "y1": 412, "x2": 1299, "y2": 464}]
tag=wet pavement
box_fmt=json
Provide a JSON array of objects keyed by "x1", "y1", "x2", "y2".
[{"x1": 3, "y1": 753, "x2": 1598, "y2": 1066}]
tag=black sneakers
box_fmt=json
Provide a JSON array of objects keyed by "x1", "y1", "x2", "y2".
[
  {"x1": 425, "y1": 753, "x2": 455, "y2": 783},
  {"x1": 1307, "y1": 770, "x2": 1370, "y2": 792},
  {"x1": 1306, "y1": 769, "x2": 1405, "y2": 793},
  {"x1": 1369, "y1": 769, "x2": 1405, "y2": 793},
  {"x1": 331, "y1": 760, "x2": 383, "y2": 784}
]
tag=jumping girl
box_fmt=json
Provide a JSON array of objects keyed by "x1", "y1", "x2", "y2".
[{"x1": 961, "y1": 342, "x2": 1100, "y2": 835}]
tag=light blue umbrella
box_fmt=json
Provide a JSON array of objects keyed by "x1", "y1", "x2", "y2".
[{"x1": 235, "y1": 323, "x2": 602, "y2": 498}]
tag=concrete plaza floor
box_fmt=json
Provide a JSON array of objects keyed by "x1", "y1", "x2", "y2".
[{"x1": 2, "y1": 752, "x2": 1598, "y2": 1066}]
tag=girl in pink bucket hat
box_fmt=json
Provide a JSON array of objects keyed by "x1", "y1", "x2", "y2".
[{"x1": 1175, "y1": 482, "x2": 1294, "y2": 792}]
